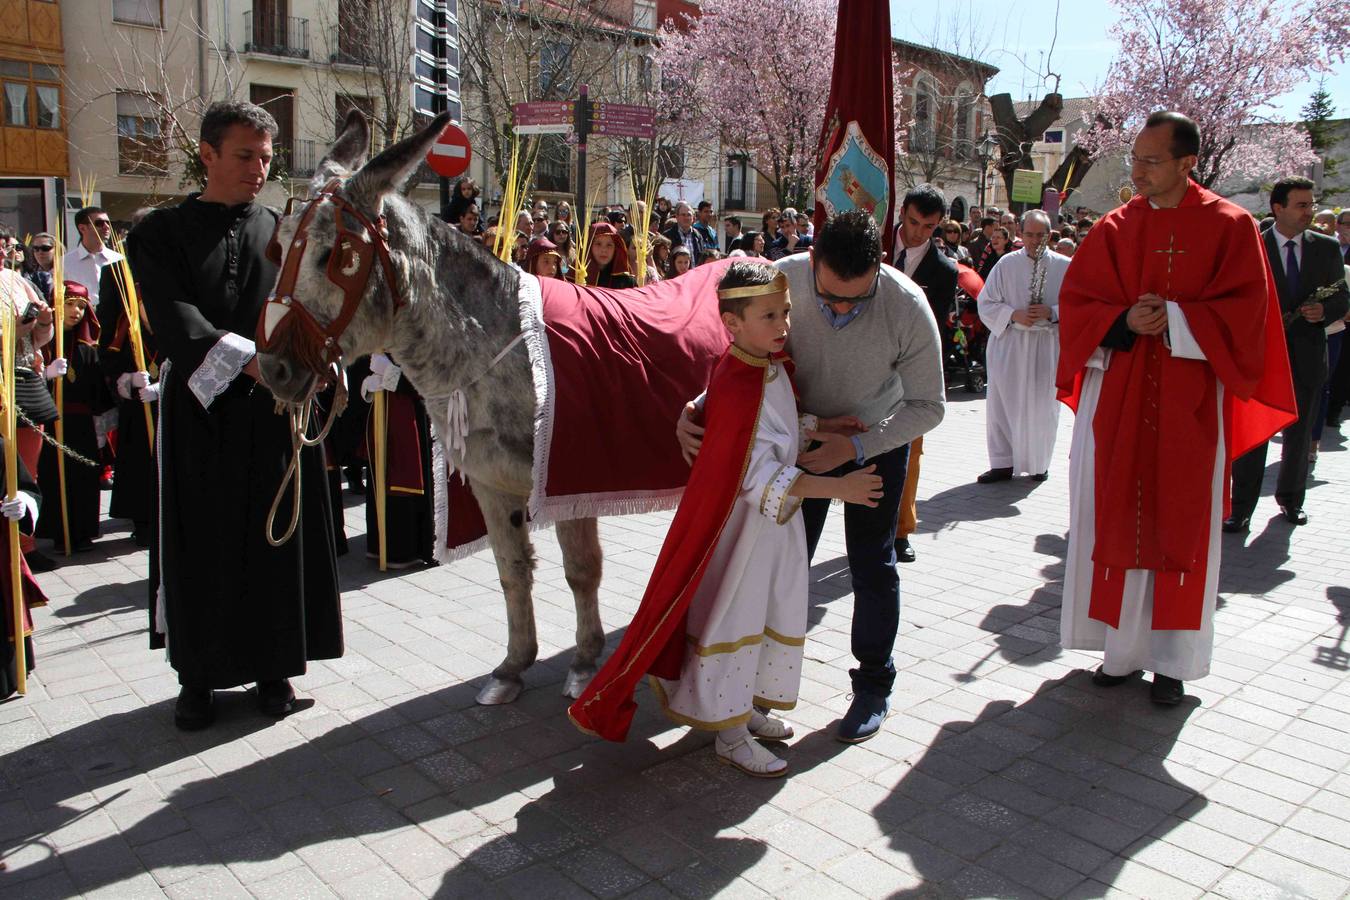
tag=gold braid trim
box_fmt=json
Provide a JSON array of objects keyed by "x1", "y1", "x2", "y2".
[{"x1": 717, "y1": 271, "x2": 789, "y2": 301}]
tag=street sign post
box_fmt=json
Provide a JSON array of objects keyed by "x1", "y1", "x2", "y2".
[
  {"x1": 508, "y1": 94, "x2": 656, "y2": 216},
  {"x1": 426, "y1": 122, "x2": 472, "y2": 179}
]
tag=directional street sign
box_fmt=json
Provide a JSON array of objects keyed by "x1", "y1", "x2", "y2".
[
  {"x1": 592, "y1": 102, "x2": 655, "y2": 139},
  {"x1": 512, "y1": 101, "x2": 575, "y2": 133}
]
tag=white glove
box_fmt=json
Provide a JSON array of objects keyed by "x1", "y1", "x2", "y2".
[
  {"x1": 116, "y1": 373, "x2": 135, "y2": 400},
  {"x1": 361, "y1": 355, "x2": 402, "y2": 400},
  {"x1": 360, "y1": 373, "x2": 384, "y2": 402},
  {"x1": 1, "y1": 497, "x2": 24, "y2": 522},
  {"x1": 369, "y1": 353, "x2": 395, "y2": 376},
  {"x1": 97, "y1": 432, "x2": 107, "y2": 449},
  {"x1": 138, "y1": 383, "x2": 160, "y2": 403},
  {"x1": 43, "y1": 358, "x2": 67, "y2": 380},
  {"x1": 129, "y1": 371, "x2": 150, "y2": 389}
]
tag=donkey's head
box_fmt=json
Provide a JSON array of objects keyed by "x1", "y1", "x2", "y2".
[{"x1": 257, "y1": 109, "x2": 450, "y2": 402}]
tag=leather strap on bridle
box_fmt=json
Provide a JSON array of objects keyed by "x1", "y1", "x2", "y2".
[{"x1": 257, "y1": 179, "x2": 405, "y2": 375}]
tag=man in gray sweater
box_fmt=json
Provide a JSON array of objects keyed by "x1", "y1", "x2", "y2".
[{"x1": 679, "y1": 211, "x2": 945, "y2": 742}]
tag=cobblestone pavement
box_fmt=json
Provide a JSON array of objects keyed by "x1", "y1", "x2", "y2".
[{"x1": 3, "y1": 391, "x2": 1349, "y2": 899}]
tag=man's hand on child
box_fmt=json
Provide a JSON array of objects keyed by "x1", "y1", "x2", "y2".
[
  {"x1": 799, "y1": 431, "x2": 854, "y2": 473},
  {"x1": 837, "y1": 465, "x2": 883, "y2": 507},
  {"x1": 676, "y1": 401, "x2": 705, "y2": 466},
  {"x1": 816, "y1": 415, "x2": 867, "y2": 438}
]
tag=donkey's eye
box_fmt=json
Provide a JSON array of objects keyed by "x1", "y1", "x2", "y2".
[{"x1": 316, "y1": 248, "x2": 332, "y2": 267}]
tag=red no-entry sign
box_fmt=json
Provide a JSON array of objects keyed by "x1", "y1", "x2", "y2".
[{"x1": 426, "y1": 123, "x2": 472, "y2": 178}]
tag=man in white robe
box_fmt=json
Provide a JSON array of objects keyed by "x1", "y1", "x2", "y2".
[{"x1": 976, "y1": 210, "x2": 1070, "y2": 483}]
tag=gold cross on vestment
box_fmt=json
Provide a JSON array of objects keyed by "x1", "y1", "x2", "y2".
[{"x1": 1153, "y1": 233, "x2": 1187, "y2": 299}]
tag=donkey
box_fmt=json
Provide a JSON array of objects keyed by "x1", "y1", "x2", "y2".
[{"x1": 257, "y1": 111, "x2": 604, "y2": 706}]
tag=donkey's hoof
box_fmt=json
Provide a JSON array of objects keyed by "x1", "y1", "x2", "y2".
[
  {"x1": 476, "y1": 676, "x2": 524, "y2": 705},
  {"x1": 561, "y1": 668, "x2": 595, "y2": 700}
]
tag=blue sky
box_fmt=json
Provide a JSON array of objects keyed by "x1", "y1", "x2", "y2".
[{"x1": 888, "y1": 0, "x2": 1346, "y2": 123}]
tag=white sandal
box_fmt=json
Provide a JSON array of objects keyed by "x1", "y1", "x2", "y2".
[
  {"x1": 748, "y1": 710, "x2": 794, "y2": 741},
  {"x1": 715, "y1": 735, "x2": 788, "y2": 778}
]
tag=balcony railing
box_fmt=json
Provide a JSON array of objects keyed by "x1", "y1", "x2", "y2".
[
  {"x1": 275, "y1": 139, "x2": 316, "y2": 179},
  {"x1": 244, "y1": 11, "x2": 310, "y2": 59}
]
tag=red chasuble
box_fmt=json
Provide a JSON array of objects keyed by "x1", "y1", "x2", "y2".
[
  {"x1": 1056, "y1": 182, "x2": 1295, "y2": 630},
  {"x1": 569, "y1": 347, "x2": 787, "y2": 742}
]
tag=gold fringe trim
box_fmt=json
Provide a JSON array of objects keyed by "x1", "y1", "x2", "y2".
[{"x1": 686, "y1": 626, "x2": 805, "y2": 657}]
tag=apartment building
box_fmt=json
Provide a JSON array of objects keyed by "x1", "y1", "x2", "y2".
[
  {"x1": 0, "y1": 0, "x2": 67, "y2": 237},
  {"x1": 63, "y1": 0, "x2": 461, "y2": 224}
]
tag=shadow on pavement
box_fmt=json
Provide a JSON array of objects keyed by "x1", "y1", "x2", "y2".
[
  {"x1": 1316, "y1": 586, "x2": 1350, "y2": 670},
  {"x1": 877, "y1": 673, "x2": 1204, "y2": 898},
  {"x1": 959, "y1": 533, "x2": 1067, "y2": 682}
]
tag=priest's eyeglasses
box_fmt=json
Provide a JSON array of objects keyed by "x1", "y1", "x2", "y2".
[{"x1": 1127, "y1": 153, "x2": 1176, "y2": 169}]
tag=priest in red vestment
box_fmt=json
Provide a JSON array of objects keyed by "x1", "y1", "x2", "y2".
[{"x1": 1056, "y1": 111, "x2": 1296, "y2": 705}]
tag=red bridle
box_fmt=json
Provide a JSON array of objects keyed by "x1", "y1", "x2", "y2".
[{"x1": 256, "y1": 179, "x2": 405, "y2": 377}]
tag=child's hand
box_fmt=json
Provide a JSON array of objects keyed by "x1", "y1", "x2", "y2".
[
  {"x1": 836, "y1": 464, "x2": 883, "y2": 507},
  {"x1": 816, "y1": 415, "x2": 868, "y2": 437}
]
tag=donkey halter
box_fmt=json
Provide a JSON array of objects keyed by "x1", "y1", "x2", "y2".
[{"x1": 257, "y1": 178, "x2": 405, "y2": 375}]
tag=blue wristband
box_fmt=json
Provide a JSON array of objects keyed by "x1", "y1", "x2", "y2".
[{"x1": 850, "y1": 435, "x2": 866, "y2": 466}]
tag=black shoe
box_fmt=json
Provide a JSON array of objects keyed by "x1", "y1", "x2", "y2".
[
  {"x1": 132, "y1": 529, "x2": 151, "y2": 548},
  {"x1": 175, "y1": 686, "x2": 215, "y2": 730},
  {"x1": 344, "y1": 466, "x2": 366, "y2": 495},
  {"x1": 977, "y1": 467, "x2": 1014, "y2": 484},
  {"x1": 1280, "y1": 507, "x2": 1308, "y2": 526},
  {"x1": 894, "y1": 537, "x2": 916, "y2": 563},
  {"x1": 24, "y1": 551, "x2": 57, "y2": 572},
  {"x1": 1030, "y1": 472, "x2": 1049, "y2": 482},
  {"x1": 1221, "y1": 516, "x2": 1250, "y2": 534},
  {"x1": 1091, "y1": 666, "x2": 1141, "y2": 687},
  {"x1": 1150, "y1": 674, "x2": 1184, "y2": 706},
  {"x1": 256, "y1": 679, "x2": 296, "y2": 718}
]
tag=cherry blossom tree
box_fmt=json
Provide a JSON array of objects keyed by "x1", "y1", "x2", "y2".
[
  {"x1": 1081, "y1": 0, "x2": 1350, "y2": 188},
  {"x1": 655, "y1": 0, "x2": 836, "y2": 210}
]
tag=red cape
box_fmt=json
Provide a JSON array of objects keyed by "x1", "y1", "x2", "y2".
[
  {"x1": 1056, "y1": 182, "x2": 1295, "y2": 629},
  {"x1": 568, "y1": 346, "x2": 784, "y2": 742}
]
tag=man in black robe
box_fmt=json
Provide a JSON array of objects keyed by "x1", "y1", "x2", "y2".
[{"x1": 127, "y1": 101, "x2": 342, "y2": 730}]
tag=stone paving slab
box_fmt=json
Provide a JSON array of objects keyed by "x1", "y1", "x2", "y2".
[{"x1": 2, "y1": 392, "x2": 1349, "y2": 898}]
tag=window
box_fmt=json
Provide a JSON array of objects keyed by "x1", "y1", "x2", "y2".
[
  {"x1": 35, "y1": 85, "x2": 59, "y2": 128},
  {"x1": 725, "y1": 155, "x2": 748, "y2": 210},
  {"x1": 634, "y1": 0, "x2": 656, "y2": 29},
  {"x1": 1043, "y1": 129, "x2": 1064, "y2": 144},
  {"x1": 911, "y1": 78, "x2": 936, "y2": 152},
  {"x1": 536, "y1": 134, "x2": 570, "y2": 193},
  {"x1": 955, "y1": 91, "x2": 973, "y2": 159},
  {"x1": 116, "y1": 92, "x2": 167, "y2": 175},
  {"x1": 539, "y1": 41, "x2": 573, "y2": 96},
  {"x1": 113, "y1": 0, "x2": 162, "y2": 26},
  {"x1": 3, "y1": 83, "x2": 29, "y2": 126}
]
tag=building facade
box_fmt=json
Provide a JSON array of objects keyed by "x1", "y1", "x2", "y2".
[{"x1": 0, "y1": 0, "x2": 67, "y2": 237}]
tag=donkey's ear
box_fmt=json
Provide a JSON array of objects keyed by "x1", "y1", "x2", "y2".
[
  {"x1": 347, "y1": 112, "x2": 451, "y2": 210},
  {"x1": 310, "y1": 109, "x2": 370, "y2": 190}
]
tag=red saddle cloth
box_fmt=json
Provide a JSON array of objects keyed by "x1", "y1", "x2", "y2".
[{"x1": 438, "y1": 259, "x2": 739, "y2": 559}]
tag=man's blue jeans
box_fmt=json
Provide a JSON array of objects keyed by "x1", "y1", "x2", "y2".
[{"x1": 801, "y1": 442, "x2": 910, "y2": 698}]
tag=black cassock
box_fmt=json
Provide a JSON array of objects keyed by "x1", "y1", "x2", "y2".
[
  {"x1": 98, "y1": 264, "x2": 159, "y2": 540},
  {"x1": 128, "y1": 195, "x2": 342, "y2": 689},
  {"x1": 35, "y1": 337, "x2": 112, "y2": 549}
]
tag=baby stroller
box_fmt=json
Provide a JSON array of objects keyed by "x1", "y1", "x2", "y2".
[{"x1": 944, "y1": 263, "x2": 987, "y2": 393}]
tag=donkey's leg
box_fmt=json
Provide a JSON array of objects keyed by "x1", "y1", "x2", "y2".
[
  {"x1": 474, "y1": 484, "x2": 537, "y2": 705},
  {"x1": 556, "y1": 517, "x2": 604, "y2": 699}
]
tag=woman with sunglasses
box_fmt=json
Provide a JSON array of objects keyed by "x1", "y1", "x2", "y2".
[
  {"x1": 938, "y1": 220, "x2": 971, "y2": 264},
  {"x1": 23, "y1": 233, "x2": 57, "y2": 301}
]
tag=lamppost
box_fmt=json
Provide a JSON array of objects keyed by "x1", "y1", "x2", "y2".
[{"x1": 976, "y1": 132, "x2": 998, "y2": 208}]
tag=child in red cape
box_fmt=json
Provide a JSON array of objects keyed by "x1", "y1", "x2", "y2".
[{"x1": 568, "y1": 262, "x2": 881, "y2": 777}]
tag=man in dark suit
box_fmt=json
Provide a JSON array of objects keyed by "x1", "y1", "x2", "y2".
[
  {"x1": 1226, "y1": 176, "x2": 1350, "y2": 530},
  {"x1": 890, "y1": 183, "x2": 957, "y2": 563},
  {"x1": 662, "y1": 201, "x2": 707, "y2": 266}
]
